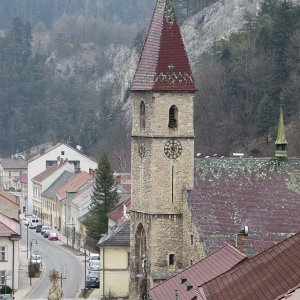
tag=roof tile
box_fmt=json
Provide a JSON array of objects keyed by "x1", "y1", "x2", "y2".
[{"x1": 131, "y1": 0, "x2": 197, "y2": 92}]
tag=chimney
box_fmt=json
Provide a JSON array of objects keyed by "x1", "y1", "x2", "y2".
[
  {"x1": 57, "y1": 156, "x2": 60, "y2": 165},
  {"x1": 60, "y1": 157, "x2": 64, "y2": 165},
  {"x1": 236, "y1": 226, "x2": 249, "y2": 254}
]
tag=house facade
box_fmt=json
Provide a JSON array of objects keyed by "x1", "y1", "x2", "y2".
[
  {"x1": 98, "y1": 221, "x2": 130, "y2": 299},
  {"x1": 0, "y1": 213, "x2": 21, "y2": 292},
  {"x1": 27, "y1": 142, "x2": 97, "y2": 215},
  {"x1": 31, "y1": 160, "x2": 75, "y2": 219},
  {"x1": 41, "y1": 171, "x2": 75, "y2": 228},
  {"x1": 0, "y1": 158, "x2": 27, "y2": 191}
]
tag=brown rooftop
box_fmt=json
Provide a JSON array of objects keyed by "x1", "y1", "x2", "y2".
[
  {"x1": 149, "y1": 244, "x2": 246, "y2": 300},
  {"x1": 197, "y1": 232, "x2": 300, "y2": 300},
  {"x1": 188, "y1": 158, "x2": 300, "y2": 256}
]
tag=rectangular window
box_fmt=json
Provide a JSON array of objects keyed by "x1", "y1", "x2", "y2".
[
  {"x1": 0, "y1": 247, "x2": 6, "y2": 261},
  {"x1": 169, "y1": 254, "x2": 175, "y2": 266},
  {"x1": 61, "y1": 151, "x2": 65, "y2": 155},
  {"x1": 8, "y1": 172, "x2": 11, "y2": 178},
  {"x1": 0, "y1": 271, "x2": 5, "y2": 285},
  {"x1": 191, "y1": 234, "x2": 194, "y2": 245}
]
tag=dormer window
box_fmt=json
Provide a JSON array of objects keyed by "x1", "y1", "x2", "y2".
[
  {"x1": 140, "y1": 101, "x2": 145, "y2": 131},
  {"x1": 168, "y1": 105, "x2": 178, "y2": 129}
]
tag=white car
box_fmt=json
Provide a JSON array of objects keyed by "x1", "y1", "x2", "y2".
[
  {"x1": 89, "y1": 253, "x2": 100, "y2": 265},
  {"x1": 89, "y1": 261, "x2": 100, "y2": 271},
  {"x1": 31, "y1": 253, "x2": 42, "y2": 265},
  {"x1": 29, "y1": 219, "x2": 40, "y2": 229}
]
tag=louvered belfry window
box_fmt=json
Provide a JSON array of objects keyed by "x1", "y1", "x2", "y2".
[{"x1": 168, "y1": 105, "x2": 178, "y2": 129}]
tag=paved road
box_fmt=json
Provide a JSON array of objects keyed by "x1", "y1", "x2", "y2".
[{"x1": 22, "y1": 224, "x2": 85, "y2": 299}]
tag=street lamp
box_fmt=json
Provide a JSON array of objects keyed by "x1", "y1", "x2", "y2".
[
  {"x1": 26, "y1": 223, "x2": 29, "y2": 259},
  {"x1": 29, "y1": 239, "x2": 38, "y2": 286},
  {"x1": 9, "y1": 234, "x2": 21, "y2": 299}
]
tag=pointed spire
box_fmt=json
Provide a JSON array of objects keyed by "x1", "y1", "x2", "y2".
[
  {"x1": 275, "y1": 104, "x2": 287, "y2": 159},
  {"x1": 131, "y1": 0, "x2": 197, "y2": 92}
]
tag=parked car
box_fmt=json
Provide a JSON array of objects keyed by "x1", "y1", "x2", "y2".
[
  {"x1": 43, "y1": 229, "x2": 52, "y2": 238},
  {"x1": 48, "y1": 232, "x2": 59, "y2": 241},
  {"x1": 35, "y1": 224, "x2": 43, "y2": 233},
  {"x1": 86, "y1": 274, "x2": 99, "y2": 288},
  {"x1": 30, "y1": 253, "x2": 42, "y2": 265},
  {"x1": 41, "y1": 225, "x2": 51, "y2": 235},
  {"x1": 88, "y1": 260, "x2": 100, "y2": 271},
  {"x1": 29, "y1": 219, "x2": 40, "y2": 229},
  {"x1": 89, "y1": 253, "x2": 100, "y2": 265}
]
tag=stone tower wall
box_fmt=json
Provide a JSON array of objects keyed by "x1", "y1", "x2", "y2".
[
  {"x1": 130, "y1": 211, "x2": 184, "y2": 299},
  {"x1": 131, "y1": 92, "x2": 194, "y2": 214}
]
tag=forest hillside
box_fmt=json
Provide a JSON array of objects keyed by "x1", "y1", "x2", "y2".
[{"x1": 0, "y1": 0, "x2": 299, "y2": 170}]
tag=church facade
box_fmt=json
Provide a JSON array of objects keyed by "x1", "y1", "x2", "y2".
[
  {"x1": 129, "y1": 0, "x2": 300, "y2": 299},
  {"x1": 129, "y1": 0, "x2": 201, "y2": 298}
]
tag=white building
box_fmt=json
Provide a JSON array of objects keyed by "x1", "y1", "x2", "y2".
[
  {"x1": 27, "y1": 143, "x2": 97, "y2": 215},
  {"x1": 0, "y1": 213, "x2": 21, "y2": 292}
]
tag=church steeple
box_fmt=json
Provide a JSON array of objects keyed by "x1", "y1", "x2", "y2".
[
  {"x1": 131, "y1": 0, "x2": 197, "y2": 92},
  {"x1": 275, "y1": 105, "x2": 288, "y2": 159}
]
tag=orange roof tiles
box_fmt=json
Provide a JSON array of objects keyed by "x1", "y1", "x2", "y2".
[{"x1": 56, "y1": 172, "x2": 93, "y2": 199}]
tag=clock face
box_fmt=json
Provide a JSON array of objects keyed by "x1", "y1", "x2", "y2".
[
  {"x1": 164, "y1": 139, "x2": 183, "y2": 159},
  {"x1": 138, "y1": 142, "x2": 146, "y2": 158}
]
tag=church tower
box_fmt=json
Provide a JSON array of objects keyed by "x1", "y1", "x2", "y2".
[
  {"x1": 129, "y1": 0, "x2": 197, "y2": 299},
  {"x1": 275, "y1": 105, "x2": 288, "y2": 159}
]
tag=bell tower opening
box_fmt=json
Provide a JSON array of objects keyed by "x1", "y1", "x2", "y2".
[{"x1": 168, "y1": 105, "x2": 178, "y2": 129}]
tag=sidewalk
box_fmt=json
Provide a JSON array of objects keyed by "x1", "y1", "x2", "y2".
[{"x1": 14, "y1": 221, "x2": 101, "y2": 300}]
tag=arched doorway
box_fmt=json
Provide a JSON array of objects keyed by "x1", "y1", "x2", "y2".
[{"x1": 134, "y1": 223, "x2": 148, "y2": 299}]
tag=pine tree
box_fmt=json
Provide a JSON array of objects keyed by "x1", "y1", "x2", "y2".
[
  {"x1": 86, "y1": 153, "x2": 119, "y2": 241},
  {"x1": 255, "y1": 94, "x2": 276, "y2": 136}
]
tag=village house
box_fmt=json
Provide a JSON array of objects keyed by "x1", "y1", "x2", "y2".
[
  {"x1": 0, "y1": 190, "x2": 21, "y2": 294},
  {"x1": 41, "y1": 171, "x2": 75, "y2": 228},
  {"x1": 55, "y1": 171, "x2": 93, "y2": 233},
  {"x1": 27, "y1": 142, "x2": 97, "y2": 215},
  {"x1": 31, "y1": 159, "x2": 74, "y2": 220},
  {"x1": 0, "y1": 158, "x2": 27, "y2": 192}
]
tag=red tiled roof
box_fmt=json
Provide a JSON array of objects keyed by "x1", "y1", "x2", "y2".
[
  {"x1": 149, "y1": 244, "x2": 246, "y2": 300},
  {"x1": 131, "y1": 0, "x2": 197, "y2": 92},
  {"x1": 189, "y1": 158, "x2": 300, "y2": 256},
  {"x1": 0, "y1": 223, "x2": 17, "y2": 236},
  {"x1": 197, "y1": 233, "x2": 300, "y2": 300},
  {"x1": 16, "y1": 172, "x2": 28, "y2": 184},
  {"x1": 107, "y1": 203, "x2": 124, "y2": 223},
  {"x1": 0, "y1": 188, "x2": 20, "y2": 206},
  {"x1": 124, "y1": 197, "x2": 131, "y2": 208},
  {"x1": 56, "y1": 172, "x2": 92, "y2": 199},
  {"x1": 33, "y1": 163, "x2": 62, "y2": 182}
]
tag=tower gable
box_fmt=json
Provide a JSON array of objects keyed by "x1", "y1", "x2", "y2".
[{"x1": 131, "y1": 0, "x2": 197, "y2": 92}]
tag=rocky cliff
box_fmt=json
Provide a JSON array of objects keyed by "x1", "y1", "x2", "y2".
[{"x1": 46, "y1": 0, "x2": 266, "y2": 107}]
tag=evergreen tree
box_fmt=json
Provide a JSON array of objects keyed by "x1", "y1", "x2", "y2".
[
  {"x1": 86, "y1": 153, "x2": 119, "y2": 241},
  {"x1": 255, "y1": 94, "x2": 276, "y2": 136}
]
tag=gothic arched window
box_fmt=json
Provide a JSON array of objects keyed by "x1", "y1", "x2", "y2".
[
  {"x1": 140, "y1": 101, "x2": 145, "y2": 131},
  {"x1": 168, "y1": 105, "x2": 178, "y2": 129}
]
